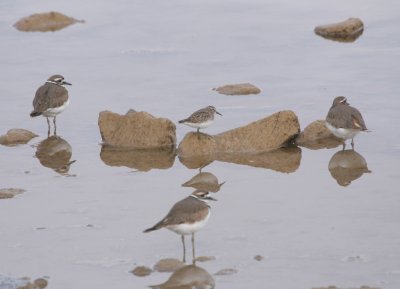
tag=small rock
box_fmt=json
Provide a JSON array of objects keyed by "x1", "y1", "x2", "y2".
[
  {"x1": 296, "y1": 120, "x2": 343, "y2": 150},
  {"x1": 314, "y1": 18, "x2": 364, "y2": 42},
  {"x1": 194, "y1": 256, "x2": 216, "y2": 262},
  {"x1": 0, "y1": 129, "x2": 38, "y2": 146},
  {"x1": 153, "y1": 258, "x2": 185, "y2": 273},
  {"x1": 213, "y1": 83, "x2": 261, "y2": 95},
  {"x1": 214, "y1": 268, "x2": 238, "y2": 276},
  {"x1": 130, "y1": 266, "x2": 152, "y2": 277},
  {"x1": 254, "y1": 255, "x2": 264, "y2": 261},
  {"x1": 0, "y1": 188, "x2": 25, "y2": 199},
  {"x1": 33, "y1": 278, "x2": 48, "y2": 289},
  {"x1": 14, "y1": 11, "x2": 84, "y2": 32},
  {"x1": 98, "y1": 110, "x2": 176, "y2": 148}
]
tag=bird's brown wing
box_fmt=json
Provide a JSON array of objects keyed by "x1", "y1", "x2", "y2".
[
  {"x1": 326, "y1": 106, "x2": 348, "y2": 128},
  {"x1": 350, "y1": 107, "x2": 368, "y2": 130},
  {"x1": 32, "y1": 85, "x2": 68, "y2": 113}
]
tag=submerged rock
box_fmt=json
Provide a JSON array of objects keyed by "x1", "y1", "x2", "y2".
[
  {"x1": 153, "y1": 258, "x2": 185, "y2": 273},
  {"x1": 214, "y1": 268, "x2": 238, "y2": 276},
  {"x1": 328, "y1": 149, "x2": 371, "y2": 186},
  {"x1": 100, "y1": 145, "x2": 176, "y2": 171},
  {"x1": 130, "y1": 266, "x2": 153, "y2": 277},
  {"x1": 0, "y1": 129, "x2": 38, "y2": 146},
  {"x1": 98, "y1": 110, "x2": 176, "y2": 148},
  {"x1": 213, "y1": 83, "x2": 261, "y2": 95},
  {"x1": 150, "y1": 265, "x2": 215, "y2": 289},
  {"x1": 0, "y1": 276, "x2": 48, "y2": 289},
  {"x1": 178, "y1": 110, "x2": 300, "y2": 157},
  {"x1": 182, "y1": 172, "x2": 225, "y2": 192},
  {"x1": 14, "y1": 11, "x2": 84, "y2": 32},
  {"x1": 193, "y1": 256, "x2": 216, "y2": 262},
  {"x1": 0, "y1": 188, "x2": 26, "y2": 199},
  {"x1": 314, "y1": 18, "x2": 364, "y2": 42},
  {"x1": 296, "y1": 120, "x2": 343, "y2": 150}
]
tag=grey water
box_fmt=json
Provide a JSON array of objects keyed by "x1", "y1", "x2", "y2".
[{"x1": 1, "y1": 0, "x2": 400, "y2": 288}]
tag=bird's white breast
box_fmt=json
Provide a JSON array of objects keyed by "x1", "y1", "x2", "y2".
[
  {"x1": 182, "y1": 120, "x2": 213, "y2": 129},
  {"x1": 167, "y1": 210, "x2": 210, "y2": 235},
  {"x1": 43, "y1": 98, "x2": 70, "y2": 117},
  {"x1": 325, "y1": 122, "x2": 360, "y2": 140}
]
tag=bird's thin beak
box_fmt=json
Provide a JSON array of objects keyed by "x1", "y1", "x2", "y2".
[
  {"x1": 63, "y1": 81, "x2": 72, "y2": 86},
  {"x1": 207, "y1": 196, "x2": 217, "y2": 201},
  {"x1": 216, "y1": 111, "x2": 222, "y2": 116}
]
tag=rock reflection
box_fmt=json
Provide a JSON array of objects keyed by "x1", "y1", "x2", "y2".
[
  {"x1": 100, "y1": 145, "x2": 176, "y2": 171},
  {"x1": 150, "y1": 264, "x2": 215, "y2": 289},
  {"x1": 179, "y1": 147, "x2": 301, "y2": 173},
  {"x1": 35, "y1": 136, "x2": 75, "y2": 175},
  {"x1": 328, "y1": 149, "x2": 371, "y2": 186},
  {"x1": 182, "y1": 172, "x2": 225, "y2": 193}
]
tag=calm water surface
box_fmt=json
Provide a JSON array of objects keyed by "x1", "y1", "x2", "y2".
[{"x1": 1, "y1": 0, "x2": 400, "y2": 288}]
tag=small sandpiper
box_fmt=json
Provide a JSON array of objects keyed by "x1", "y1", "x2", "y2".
[
  {"x1": 178, "y1": 106, "x2": 222, "y2": 133},
  {"x1": 30, "y1": 74, "x2": 72, "y2": 136},
  {"x1": 143, "y1": 190, "x2": 216, "y2": 263},
  {"x1": 325, "y1": 96, "x2": 369, "y2": 150}
]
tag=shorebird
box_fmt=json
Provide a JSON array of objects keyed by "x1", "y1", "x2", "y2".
[
  {"x1": 30, "y1": 74, "x2": 71, "y2": 136},
  {"x1": 143, "y1": 190, "x2": 216, "y2": 263},
  {"x1": 325, "y1": 96, "x2": 369, "y2": 150},
  {"x1": 178, "y1": 106, "x2": 222, "y2": 133}
]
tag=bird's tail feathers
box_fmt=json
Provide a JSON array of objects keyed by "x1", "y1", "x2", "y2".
[
  {"x1": 30, "y1": 111, "x2": 42, "y2": 117},
  {"x1": 143, "y1": 225, "x2": 160, "y2": 233}
]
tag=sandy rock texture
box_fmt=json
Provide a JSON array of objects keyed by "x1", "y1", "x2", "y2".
[
  {"x1": 0, "y1": 188, "x2": 26, "y2": 199},
  {"x1": 0, "y1": 129, "x2": 38, "y2": 146},
  {"x1": 98, "y1": 110, "x2": 176, "y2": 148},
  {"x1": 296, "y1": 120, "x2": 343, "y2": 149},
  {"x1": 314, "y1": 18, "x2": 364, "y2": 42},
  {"x1": 213, "y1": 83, "x2": 261, "y2": 95},
  {"x1": 178, "y1": 110, "x2": 299, "y2": 157},
  {"x1": 14, "y1": 11, "x2": 84, "y2": 32}
]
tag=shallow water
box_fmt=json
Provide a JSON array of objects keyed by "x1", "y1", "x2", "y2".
[{"x1": 1, "y1": 0, "x2": 400, "y2": 288}]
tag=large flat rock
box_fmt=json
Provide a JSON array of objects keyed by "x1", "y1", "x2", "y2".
[
  {"x1": 178, "y1": 110, "x2": 300, "y2": 157},
  {"x1": 98, "y1": 110, "x2": 176, "y2": 148},
  {"x1": 314, "y1": 18, "x2": 364, "y2": 42}
]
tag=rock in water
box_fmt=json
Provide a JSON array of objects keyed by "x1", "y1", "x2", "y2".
[
  {"x1": 213, "y1": 83, "x2": 261, "y2": 95},
  {"x1": 0, "y1": 129, "x2": 38, "y2": 146},
  {"x1": 178, "y1": 110, "x2": 299, "y2": 157},
  {"x1": 98, "y1": 110, "x2": 176, "y2": 148},
  {"x1": 296, "y1": 120, "x2": 343, "y2": 150},
  {"x1": 14, "y1": 11, "x2": 84, "y2": 32},
  {"x1": 314, "y1": 18, "x2": 364, "y2": 42}
]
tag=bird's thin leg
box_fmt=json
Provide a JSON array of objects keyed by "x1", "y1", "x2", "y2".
[
  {"x1": 53, "y1": 116, "x2": 57, "y2": 136},
  {"x1": 197, "y1": 128, "x2": 200, "y2": 133},
  {"x1": 181, "y1": 235, "x2": 186, "y2": 263},
  {"x1": 342, "y1": 142, "x2": 346, "y2": 151},
  {"x1": 351, "y1": 138, "x2": 355, "y2": 150},
  {"x1": 46, "y1": 117, "x2": 51, "y2": 137},
  {"x1": 192, "y1": 233, "x2": 196, "y2": 264}
]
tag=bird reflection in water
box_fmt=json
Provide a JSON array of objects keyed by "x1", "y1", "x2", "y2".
[
  {"x1": 328, "y1": 149, "x2": 371, "y2": 186},
  {"x1": 150, "y1": 264, "x2": 215, "y2": 289},
  {"x1": 182, "y1": 171, "x2": 225, "y2": 193},
  {"x1": 35, "y1": 136, "x2": 76, "y2": 175}
]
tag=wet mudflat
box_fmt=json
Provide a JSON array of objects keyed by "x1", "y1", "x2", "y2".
[{"x1": 1, "y1": 0, "x2": 400, "y2": 288}]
